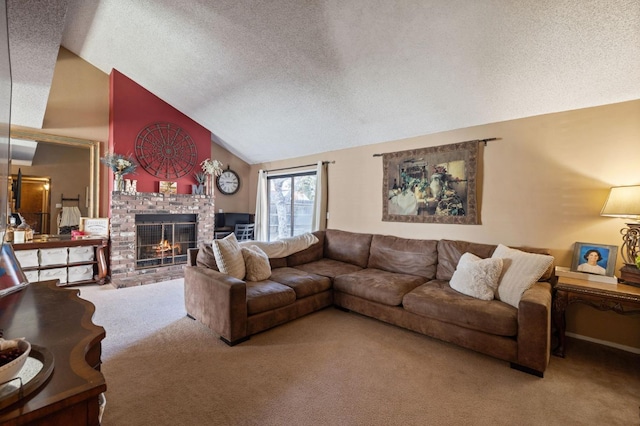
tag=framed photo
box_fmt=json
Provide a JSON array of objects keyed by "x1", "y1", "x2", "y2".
[
  {"x1": 571, "y1": 242, "x2": 618, "y2": 277},
  {"x1": 159, "y1": 181, "x2": 177, "y2": 194},
  {"x1": 80, "y1": 217, "x2": 110, "y2": 236},
  {"x1": 382, "y1": 140, "x2": 479, "y2": 224}
]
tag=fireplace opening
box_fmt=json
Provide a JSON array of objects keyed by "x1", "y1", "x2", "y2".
[{"x1": 135, "y1": 214, "x2": 197, "y2": 269}]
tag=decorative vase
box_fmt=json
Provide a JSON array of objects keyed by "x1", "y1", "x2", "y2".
[
  {"x1": 206, "y1": 174, "x2": 215, "y2": 197},
  {"x1": 114, "y1": 173, "x2": 124, "y2": 192}
]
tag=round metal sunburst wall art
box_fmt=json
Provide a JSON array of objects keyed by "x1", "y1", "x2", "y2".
[{"x1": 135, "y1": 122, "x2": 197, "y2": 179}]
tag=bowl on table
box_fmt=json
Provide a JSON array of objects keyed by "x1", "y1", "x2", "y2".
[{"x1": 0, "y1": 338, "x2": 31, "y2": 385}]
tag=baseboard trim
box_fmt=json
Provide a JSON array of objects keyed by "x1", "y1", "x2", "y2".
[{"x1": 565, "y1": 332, "x2": 640, "y2": 355}]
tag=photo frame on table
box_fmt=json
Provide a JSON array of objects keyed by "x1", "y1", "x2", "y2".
[
  {"x1": 571, "y1": 242, "x2": 618, "y2": 277},
  {"x1": 80, "y1": 217, "x2": 110, "y2": 236},
  {"x1": 382, "y1": 140, "x2": 479, "y2": 224}
]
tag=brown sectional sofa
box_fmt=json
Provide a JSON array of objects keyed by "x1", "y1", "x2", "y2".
[{"x1": 184, "y1": 229, "x2": 554, "y2": 376}]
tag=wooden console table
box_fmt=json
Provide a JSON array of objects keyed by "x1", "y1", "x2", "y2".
[
  {"x1": 0, "y1": 280, "x2": 106, "y2": 425},
  {"x1": 12, "y1": 235, "x2": 108, "y2": 286},
  {"x1": 552, "y1": 276, "x2": 640, "y2": 357}
]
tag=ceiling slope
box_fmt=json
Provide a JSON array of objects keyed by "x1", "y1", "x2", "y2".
[{"x1": 9, "y1": 1, "x2": 640, "y2": 164}]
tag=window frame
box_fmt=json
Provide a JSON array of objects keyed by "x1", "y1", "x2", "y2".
[{"x1": 266, "y1": 170, "x2": 316, "y2": 241}]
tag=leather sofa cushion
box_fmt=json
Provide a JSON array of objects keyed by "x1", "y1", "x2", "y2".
[
  {"x1": 294, "y1": 258, "x2": 362, "y2": 278},
  {"x1": 195, "y1": 244, "x2": 219, "y2": 270},
  {"x1": 269, "y1": 267, "x2": 332, "y2": 298},
  {"x1": 286, "y1": 231, "x2": 325, "y2": 267},
  {"x1": 437, "y1": 239, "x2": 554, "y2": 282},
  {"x1": 246, "y1": 281, "x2": 296, "y2": 315},
  {"x1": 324, "y1": 229, "x2": 373, "y2": 268},
  {"x1": 269, "y1": 257, "x2": 288, "y2": 269},
  {"x1": 368, "y1": 235, "x2": 438, "y2": 279},
  {"x1": 403, "y1": 280, "x2": 518, "y2": 336},
  {"x1": 334, "y1": 268, "x2": 426, "y2": 306}
]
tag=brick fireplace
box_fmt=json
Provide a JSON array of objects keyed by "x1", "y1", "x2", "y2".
[{"x1": 109, "y1": 192, "x2": 215, "y2": 288}]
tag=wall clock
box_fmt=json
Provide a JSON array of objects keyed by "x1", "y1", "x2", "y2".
[
  {"x1": 216, "y1": 167, "x2": 240, "y2": 195},
  {"x1": 135, "y1": 122, "x2": 197, "y2": 179}
]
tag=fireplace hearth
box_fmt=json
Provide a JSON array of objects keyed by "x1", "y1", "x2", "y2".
[{"x1": 110, "y1": 192, "x2": 214, "y2": 288}]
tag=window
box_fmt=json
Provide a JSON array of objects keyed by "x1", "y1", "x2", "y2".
[{"x1": 267, "y1": 171, "x2": 316, "y2": 241}]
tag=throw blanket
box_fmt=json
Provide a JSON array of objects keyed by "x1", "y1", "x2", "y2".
[{"x1": 239, "y1": 233, "x2": 319, "y2": 258}]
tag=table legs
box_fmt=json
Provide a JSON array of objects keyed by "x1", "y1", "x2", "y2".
[{"x1": 552, "y1": 289, "x2": 568, "y2": 357}]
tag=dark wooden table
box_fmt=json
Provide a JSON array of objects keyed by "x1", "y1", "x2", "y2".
[
  {"x1": 552, "y1": 276, "x2": 640, "y2": 357},
  {"x1": 0, "y1": 280, "x2": 106, "y2": 425}
]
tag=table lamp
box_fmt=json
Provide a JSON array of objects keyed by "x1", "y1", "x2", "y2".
[{"x1": 600, "y1": 185, "x2": 640, "y2": 285}]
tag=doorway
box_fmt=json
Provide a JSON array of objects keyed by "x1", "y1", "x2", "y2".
[{"x1": 10, "y1": 175, "x2": 51, "y2": 234}]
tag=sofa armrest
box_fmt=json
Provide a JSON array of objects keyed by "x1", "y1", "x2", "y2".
[
  {"x1": 516, "y1": 281, "x2": 552, "y2": 373},
  {"x1": 184, "y1": 266, "x2": 248, "y2": 343}
]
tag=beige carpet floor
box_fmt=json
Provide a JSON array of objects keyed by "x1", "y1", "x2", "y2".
[{"x1": 78, "y1": 279, "x2": 640, "y2": 426}]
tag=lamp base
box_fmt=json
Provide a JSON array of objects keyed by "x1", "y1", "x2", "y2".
[{"x1": 619, "y1": 264, "x2": 640, "y2": 287}]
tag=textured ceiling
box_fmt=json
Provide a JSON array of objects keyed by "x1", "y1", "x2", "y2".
[{"x1": 8, "y1": 0, "x2": 640, "y2": 164}]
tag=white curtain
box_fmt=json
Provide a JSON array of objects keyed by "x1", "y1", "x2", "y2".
[
  {"x1": 254, "y1": 169, "x2": 269, "y2": 241},
  {"x1": 312, "y1": 161, "x2": 328, "y2": 231}
]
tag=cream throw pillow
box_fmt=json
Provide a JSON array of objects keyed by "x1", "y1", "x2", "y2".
[
  {"x1": 450, "y1": 252, "x2": 503, "y2": 300},
  {"x1": 492, "y1": 244, "x2": 554, "y2": 308},
  {"x1": 241, "y1": 245, "x2": 272, "y2": 281},
  {"x1": 212, "y1": 233, "x2": 245, "y2": 280}
]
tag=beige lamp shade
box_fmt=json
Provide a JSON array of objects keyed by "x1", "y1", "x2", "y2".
[{"x1": 600, "y1": 185, "x2": 640, "y2": 220}]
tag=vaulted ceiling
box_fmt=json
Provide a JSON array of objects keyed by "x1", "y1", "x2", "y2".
[{"x1": 7, "y1": 0, "x2": 640, "y2": 164}]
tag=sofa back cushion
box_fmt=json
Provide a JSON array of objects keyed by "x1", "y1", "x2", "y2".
[
  {"x1": 286, "y1": 231, "x2": 325, "y2": 267},
  {"x1": 437, "y1": 240, "x2": 496, "y2": 281},
  {"x1": 324, "y1": 229, "x2": 373, "y2": 268},
  {"x1": 368, "y1": 235, "x2": 438, "y2": 279},
  {"x1": 437, "y1": 240, "x2": 554, "y2": 282},
  {"x1": 195, "y1": 244, "x2": 219, "y2": 270}
]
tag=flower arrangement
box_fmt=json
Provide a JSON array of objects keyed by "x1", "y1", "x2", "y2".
[
  {"x1": 201, "y1": 158, "x2": 223, "y2": 176},
  {"x1": 101, "y1": 152, "x2": 137, "y2": 175},
  {"x1": 194, "y1": 172, "x2": 207, "y2": 185}
]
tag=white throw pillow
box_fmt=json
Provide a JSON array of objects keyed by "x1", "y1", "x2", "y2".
[
  {"x1": 241, "y1": 245, "x2": 272, "y2": 281},
  {"x1": 212, "y1": 233, "x2": 246, "y2": 280},
  {"x1": 492, "y1": 244, "x2": 554, "y2": 308},
  {"x1": 449, "y1": 252, "x2": 503, "y2": 300}
]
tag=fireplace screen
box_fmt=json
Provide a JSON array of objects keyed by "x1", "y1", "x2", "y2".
[{"x1": 135, "y1": 214, "x2": 197, "y2": 269}]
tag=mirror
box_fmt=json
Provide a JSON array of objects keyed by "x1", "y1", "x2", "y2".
[
  {"x1": 9, "y1": 126, "x2": 100, "y2": 234},
  {"x1": 9, "y1": 174, "x2": 51, "y2": 234}
]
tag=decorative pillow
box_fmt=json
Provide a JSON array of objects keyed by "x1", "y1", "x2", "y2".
[
  {"x1": 449, "y1": 252, "x2": 503, "y2": 300},
  {"x1": 195, "y1": 244, "x2": 218, "y2": 270},
  {"x1": 241, "y1": 245, "x2": 272, "y2": 281},
  {"x1": 492, "y1": 244, "x2": 554, "y2": 308},
  {"x1": 212, "y1": 233, "x2": 246, "y2": 280}
]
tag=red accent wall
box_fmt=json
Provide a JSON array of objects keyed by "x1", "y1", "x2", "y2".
[{"x1": 109, "y1": 69, "x2": 211, "y2": 195}]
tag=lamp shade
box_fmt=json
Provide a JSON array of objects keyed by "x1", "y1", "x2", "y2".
[{"x1": 600, "y1": 185, "x2": 640, "y2": 220}]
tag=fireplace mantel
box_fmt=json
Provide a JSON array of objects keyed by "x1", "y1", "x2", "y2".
[{"x1": 110, "y1": 192, "x2": 215, "y2": 287}]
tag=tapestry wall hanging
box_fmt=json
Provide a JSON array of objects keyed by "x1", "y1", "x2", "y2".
[{"x1": 382, "y1": 140, "x2": 479, "y2": 224}]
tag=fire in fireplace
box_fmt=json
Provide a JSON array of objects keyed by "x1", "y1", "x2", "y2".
[{"x1": 135, "y1": 214, "x2": 197, "y2": 269}]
